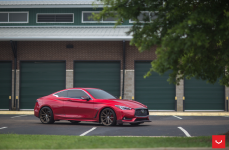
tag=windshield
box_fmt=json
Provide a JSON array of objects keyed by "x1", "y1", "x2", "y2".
[{"x1": 86, "y1": 89, "x2": 116, "y2": 99}]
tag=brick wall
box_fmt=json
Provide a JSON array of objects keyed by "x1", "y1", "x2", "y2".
[
  {"x1": 125, "y1": 42, "x2": 157, "y2": 69},
  {"x1": 0, "y1": 41, "x2": 157, "y2": 69},
  {"x1": 0, "y1": 42, "x2": 14, "y2": 61}
]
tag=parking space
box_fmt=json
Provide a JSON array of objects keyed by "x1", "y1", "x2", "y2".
[
  {"x1": 87, "y1": 125, "x2": 185, "y2": 136},
  {"x1": 0, "y1": 115, "x2": 228, "y2": 137},
  {"x1": 178, "y1": 125, "x2": 229, "y2": 136}
]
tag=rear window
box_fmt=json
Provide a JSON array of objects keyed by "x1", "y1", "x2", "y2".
[
  {"x1": 86, "y1": 89, "x2": 116, "y2": 99},
  {"x1": 55, "y1": 91, "x2": 68, "y2": 97}
]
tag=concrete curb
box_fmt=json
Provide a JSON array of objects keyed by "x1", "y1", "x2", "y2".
[
  {"x1": 0, "y1": 111, "x2": 229, "y2": 116},
  {"x1": 149, "y1": 112, "x2": 229, "y2": 116},
  {"x1": 0, "y1": 111, "x2": 34, "y2": 115}
]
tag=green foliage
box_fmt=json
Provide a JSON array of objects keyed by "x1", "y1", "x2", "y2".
[
  {"x1": 0, "y1": 134, "x2": 216, "y2": 149},
  {"x1": 93, "y1": 0, "x2": 229, "y2": 86}
]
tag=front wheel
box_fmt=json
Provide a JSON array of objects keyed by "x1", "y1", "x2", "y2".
[
  {"x1": 100, "y1": 108, "x2": 116, "y2": 126},
  {"x1": 39, "y1": 107, "x2": 55, "y2": 124}
]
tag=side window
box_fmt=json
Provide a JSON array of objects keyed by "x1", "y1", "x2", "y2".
[
  {"x1": 82, "y1": 12, "x2": 101, "y2": 22},
  {"x1": 37, "y1": 14, "x2": 74, "y2": 23},
  {"x1": 82, "y1": 11, "x2": 118, "y2": 23},
  {"x1": 55, "y1": 91, "x2": 68, "y2": 97},
  {"x1": 137, "y1": 12, "x2": 150, "y2": 21},
  {"x1": 0, "y1": 12, "x2": 28, "y2": 23},
  {"x1": 103, "y1": 13, "x2": 119, "y2": 22},
  {"x1": 150, "y1": 12, "x2": 158, "y2": 20},
  {"x1": 68, "y1": 90, "x2": 88, "y2": 99},
  {"x1": 129, "y1": 11, "x2": 158, "y2": 23}
]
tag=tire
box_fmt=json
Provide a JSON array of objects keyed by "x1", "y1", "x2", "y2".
[
  {"x1": 130, "y1": 122, "x2": 142, "y2": 126},
  {"x1": 69, "y1": 121, "x2": 81, "y2": 124},
  {"x1": 100, "y1": 108, "x2": 116, "y2": 126},
  {"x1": 39, "y1": 107, "x2": 55, "y2": 124}
]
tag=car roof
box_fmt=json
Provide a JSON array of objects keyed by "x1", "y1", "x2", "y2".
[
  {"x1": 52, "y1": 88, "x2": 100, "y2": 95},
  {"x1": 66, "y1": 87, "x2": 100, "y2": 90}
]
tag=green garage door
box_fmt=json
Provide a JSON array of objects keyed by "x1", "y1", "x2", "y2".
[
  {"x1": 135, "y1": 62, "x2": 175, "y2": 110},
  {"x1": 184, "y1": 78, "x2": 224, "y2": 110},
  {"x1": 74, "y1": 61, "x2": 120, "y2": 97},
  {"x1": 20, "y1": 62, "x2": 65, "y2": 109},
  {"x1": 0, "y1": 62, "x2": 12, "y2": 109}
]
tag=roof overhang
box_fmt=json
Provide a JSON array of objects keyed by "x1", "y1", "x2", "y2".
[
  {"x1": 0, "y1": 4, "x2": 104, "y2": 8},
  {"x1": 0, "y1": 36, "x2": 132, "y2": 41},
  {"x1": 0, "y1": 27, "x2": 132, "y2": 41},
  {"x1": 0, "y1": 0, "x2": 104, "y2": 8}
]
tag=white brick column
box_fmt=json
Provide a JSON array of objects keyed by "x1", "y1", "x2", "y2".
[
  {"x1": 66, "y1": 70, "x2": 73, "y2": 89},
  {"x1": 176, "y1": 79, "x2": 184, "y2": 112},
  {"x1": 121, "y1": 70, "x2": 135, "y2": 100},
  {"x1": 226, "y1": 86, "x2": 229, "y2": 111}
]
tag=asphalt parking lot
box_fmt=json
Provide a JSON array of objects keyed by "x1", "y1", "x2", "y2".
[{"x1": 0, "y1": 114, "x2": 229, "y2": 137}]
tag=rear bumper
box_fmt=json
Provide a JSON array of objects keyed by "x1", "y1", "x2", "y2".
[{"x1": 34, "y1": 102, "x2": 39, "y2": 118}]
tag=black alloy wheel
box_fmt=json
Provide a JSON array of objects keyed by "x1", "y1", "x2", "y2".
[
  {"x1": 39, "y1": 107, "x2": 55, "y2": 124},
  {"x1": 130, "y1": 122, "x2": 142, "y2": 126},
  {"x1": 100, "y1": 108, "x2": 116, "y2": 126},
  {"x1": 69, "y1": 121, "x2": 81, "y2": 124}
]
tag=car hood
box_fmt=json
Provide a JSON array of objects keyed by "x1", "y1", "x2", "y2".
[{"x1": 102, "y1": 99, "x2": 147, "y2": 109}]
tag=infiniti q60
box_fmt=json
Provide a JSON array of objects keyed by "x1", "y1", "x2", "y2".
[{"x1": 34, "y1": 88, "x2": 151, "y2": 126}]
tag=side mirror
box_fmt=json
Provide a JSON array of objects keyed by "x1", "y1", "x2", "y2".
[{"x1": 81, "y1": 95, "x2": 90, "y2": 101}]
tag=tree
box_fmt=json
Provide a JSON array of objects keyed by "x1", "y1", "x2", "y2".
[{"x1": 93, "y1": 0, "x2": 229, "y2": 86}]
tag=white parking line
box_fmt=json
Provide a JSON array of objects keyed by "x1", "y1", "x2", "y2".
[
  {"x1": 0, "y1": 127, "x2": 7, "y2": 130},
  {"x1": 173, "y1": 115, "x2": 182, "y2": 119},
  {"x1": 80, "y1": 127, "x2": 97, "y2": 136},
  {"x1": 11, "y1": 115, "x2": 28, "y2": 118},
  {"x1": 178, "y1": 127, "x2": 191, "y2": 137}
]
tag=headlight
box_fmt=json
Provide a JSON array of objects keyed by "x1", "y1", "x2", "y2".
[{"x1": 115, "y1": 105, "x2": 132, "y2": 110}]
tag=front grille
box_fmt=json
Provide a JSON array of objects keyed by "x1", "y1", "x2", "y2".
[{"x1": 135, "y1": 109, "x2": 148, "y2": 116}]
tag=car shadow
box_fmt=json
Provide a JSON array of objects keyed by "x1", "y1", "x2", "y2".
[
  {"x1": 37, "y1": 122, "x2": 150, "y2": 127},
  {"x1": 34, "y1": 121, "x2": 150, "y2": 127}
]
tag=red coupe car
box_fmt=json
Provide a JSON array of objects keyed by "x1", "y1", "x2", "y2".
[{"x1": 34, "y1": 88, "x2": 151, "y2": 126}]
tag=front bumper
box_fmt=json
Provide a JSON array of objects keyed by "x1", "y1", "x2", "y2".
[
  {"x1": 116, "y1": 108, "x2": 151, "y2": 124},
  {"x1": 117, "y1": 118, "x2": 151, "y2": 124},
  {"x1": 116, "y1": 107, "x2": 151, "y2": 124}
]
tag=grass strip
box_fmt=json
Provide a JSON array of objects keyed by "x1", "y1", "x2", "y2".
[{"x1": 0, "y1": 134, "x2": 226, "y2": 149}]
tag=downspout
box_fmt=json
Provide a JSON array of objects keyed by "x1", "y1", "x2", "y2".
[
  {"x1": 10, "y1": 41, "x2": 17, "y2": 110},
  {"x1": 122, "y1": 40, "x2": 125, "y2": 99}
]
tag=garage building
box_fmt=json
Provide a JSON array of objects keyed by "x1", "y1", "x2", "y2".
[{"x1": 0, "y1": 0, "x2": 228, "y2": 111}]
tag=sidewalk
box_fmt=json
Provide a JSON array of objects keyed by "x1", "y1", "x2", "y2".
[{"x1": 0, "y1": 110, "x2": 229, "y2": 116}]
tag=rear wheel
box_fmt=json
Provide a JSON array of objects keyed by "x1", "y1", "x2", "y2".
[
  {"x1": 39, "y1": 107, "x2": 55, "y2": 124},
  {"x1": 100, "y1": 108, "x2": 116, "y2": 126}
]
